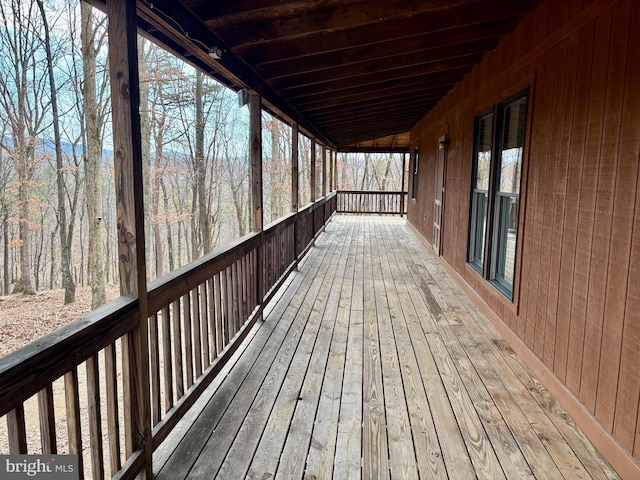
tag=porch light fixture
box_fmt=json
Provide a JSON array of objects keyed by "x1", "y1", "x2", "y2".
[
  {"x1": 238, "y1": 88, "x2": 249, "y2": 107},
  {"x1": 208, "y1": 46, "x2": 223, "y2": 60}
]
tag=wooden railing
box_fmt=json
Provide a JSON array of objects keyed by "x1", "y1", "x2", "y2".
[
  {"x1": 337, "y1": 190, "x2": 407, "y2": 215},
  {"x1": 0, "y1": 192, "x2": 336, "y2": 480}
]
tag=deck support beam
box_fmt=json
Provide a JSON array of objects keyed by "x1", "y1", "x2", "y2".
[{"x1": 106, "y1": 0, "x2": 151, "y2": 476}]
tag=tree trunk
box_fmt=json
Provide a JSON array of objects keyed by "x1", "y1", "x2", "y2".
[
  {"x1": 37, "y1": 0, "x2": 75, "y2": 302},
  {"x1": 49, "y1": 224, "x2": 58, "y2": 290},
  {"x1": 12, "y1": 138, "x2": 35, "y2": 295},
  {"x1": 195, "y1": 72, "x2": 211, "y2": 254},
  {"x1": 270, "y1": 123, "x2": 279, "y2": 221},
  {"x1": 153, "y1": 172, "x2": 163, "y2": 277},
  {"x1": 3, "y1": 208, "x2": 8, "y2": 295},
  {"x1": 160, "y1": 178, "x2": 174, "y2": 271},
  {"x1": 138, "y1": 37, "x2": 154, "y2": 280},
  {"x1": 81, "y1": 3, "x2": 106, "y2": 308}
]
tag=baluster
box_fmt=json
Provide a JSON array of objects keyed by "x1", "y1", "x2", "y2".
[
  {"x1": 232, "y1": 261, "x2": 240, "y2": 333},
  {"x1": 161, "y1": 306, "x2": 174, "y2": 413},
  {"x1": 220, "y1": 268, "x2": 229, "y2": 342},
  {"x1": 172, "y1": 299, "x2": 184, "y2": 399},
  {"x1": 191, "y1": 287, "x2": 202, "y2": 378},
  {"x1": 207, "y1": 278, "x2": 216, "y2": 364},
  {"x1": 38, "y1": 384, "x2": 56, "y2": 453},
  {"x1": 86, "y1": 354, "x2": 104, "y2": 480},
  {"x1": 64, "y1": 368, "x2": 84, "y2": 479},
  {"x1": 104, "y1": 342, "x2": 121, "y2": 475},
  {"x1": 182, "y1": 293, "x2": 194, "y2": 388},
  {"x1": 7, "y1": 404, "x2": 27, "y2": 453},
  {"x1": 214, "y1": 273, "x2": 224, "y2": 353},
  {"x1": 149, "y1": 314, "x2": 161, "y2": 426},
  {"x1": 225, "y1": 266, "x2": 235, "y2": 337}
]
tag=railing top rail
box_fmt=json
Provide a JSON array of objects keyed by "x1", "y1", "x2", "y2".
[
  {"x1": 0, "y1": 192, "x2": 339, "y2": 417},
  {"x1": 147, "y1": 231, "x2": 261, "y2": 315},
  {"x1": 0, "y1": 296, "x2": 138, "y2": 417},
  {"x1": 337, "y1": 190, "x2": 406, "y2": 195}
]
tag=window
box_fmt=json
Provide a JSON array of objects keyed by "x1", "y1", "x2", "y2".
[
  {"x1": 411, "y1": 146, "x2": 419, "y2": 199},
  {"x1": 467, "y1": 90, "x2": 528, "y2": 299},
  {"x1": 468, "y1": 111, "x2": 493, "y2": 273}
]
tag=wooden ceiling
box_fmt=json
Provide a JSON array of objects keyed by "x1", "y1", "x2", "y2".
[{"x1": 113, "y1": 0, "x2": 538, "y2": 151}]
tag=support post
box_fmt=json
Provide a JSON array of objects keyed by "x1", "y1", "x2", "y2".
[
  {"x1": 401, "y1": 152, "x2": 407, "y2": 217},
  {"x1": 310, "y1": 140, "x2": 316, "y2": 203},
  {"x1": 322, "y1": 146, "x2": 327, "y2": 197},
  {"x1": 291, "y1": 124, "x2": 299, "y2": 263},
  {"x1": 106, "y1": 0, "x2": 151, "y2": 476},
  {"x1": 291, "y1": 124, "x2": 299, "y2": 213},
  {"x1": 250, "y1": 94, "x2": 264, "y2": 305},
  {"x1": 329, "y1": 150, "x2": 334, "y2": 192}
]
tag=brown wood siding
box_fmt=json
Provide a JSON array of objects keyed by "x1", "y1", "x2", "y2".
[{"x1": 408, "y1": 0, "x2": 640, "y2": 468}]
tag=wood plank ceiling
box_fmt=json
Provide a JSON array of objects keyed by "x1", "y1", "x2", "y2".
[{"x1": 137, "y1": 0, "x2": 538, "y2": 150}]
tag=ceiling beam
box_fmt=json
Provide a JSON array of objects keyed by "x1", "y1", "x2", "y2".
[
  {"x1": 338, "y1": 146, "x2": 410, "y2": 153},
  {"x1": 255, "y1": 20, "x2": 513, "y2": 74},
  {"x1": 87, "y1": 0, "x2": 336, "y2": 149},
  {"x1": 304, "y1": 93, "x2": 445, "y2": 120},
  {"x1": 234, "y1": 0, "x2": 533, "y2": 61},
  {"x1": 279, "y1": 55, "x2": 481, "y2": 93},
  {"x1": 212, "y1": 0, "x2": 488, "y2": 46},
  {"x1": 287, "y1": 67, "x2": 470, "y2": 102},
  {"x1": 297, "y1": 85, "x2": 453, "y2": 114},
  {"x1": 264, "y1": 38, "x2": 498, "y2": 86}
]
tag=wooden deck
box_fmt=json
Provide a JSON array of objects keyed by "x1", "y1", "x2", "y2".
[{"x1": 153, "y1": 215, "x2": 619, "y2": 480}]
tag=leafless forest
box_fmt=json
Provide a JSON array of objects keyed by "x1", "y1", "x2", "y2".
[{"x1": 0, "y1": 0, "x2": 405, "y2": 322}]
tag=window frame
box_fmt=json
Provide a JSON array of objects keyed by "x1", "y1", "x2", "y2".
[
  {"x1": 411, "y1": 146, "x2": 419, "y2": 200},
  {"x1": 467, "y1": 88, "x2": 529, "y2": 301},
  {"x1": 467, "y1": 108, "x2": 494, "y2": 275}
]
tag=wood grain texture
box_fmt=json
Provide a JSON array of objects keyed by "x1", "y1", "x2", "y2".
[
  {"x1": 64, "y1": 369, "x2": 84, "y2": 474},
  {"x1": 38, "y1": 385, "x2": 57, "y2": 454},
  {"x1": 408, "y1": 0, "x2": 640, "y2": 467},
  {"x1": 104, "y1": 342, "x2": 121, "y2": 475},
  {"x1": 611, "y1": 0, "x2": 640, "y2": 456},
  {"x1": 7, "y1": 405, "x2": 27, "y2": 454},
  {"x1": 155, "y1": 217, "x2": 621, "y2": 479},
  {"x1": 579, "y1": 2, "x2": 628, "y2": 414},
  {"x1": 86, "y1": 355, "x2": 104, "y2": 480}
]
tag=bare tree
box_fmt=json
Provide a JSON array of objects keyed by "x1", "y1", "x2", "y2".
[
  {"x1": 221, "y1": 134, "x2": 249, "y2": 238},
  {"x1": 36, "y1": 0, "x2": 76, "y2": 303},
  {"x1": 81, "y1": 2, "x2": 106, "y2": 308},
  {"x1": 0, "y1": 119, "x2": 13, "y2": 295},
  {"x1": 0, "y1": 0, "x2": 49, "y2": 295}
]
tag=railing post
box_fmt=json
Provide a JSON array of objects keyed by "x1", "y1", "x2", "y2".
[
  {"x1": 250, "y1": 93, "x2": 264, "y2": 308},
  {"x1": 106, "y1": 0, "x2": 151, "y2": 476}
]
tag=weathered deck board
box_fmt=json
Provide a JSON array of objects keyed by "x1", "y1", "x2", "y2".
[{"x1": 155, "y1": 215, "x2": 619, "y2": 480}]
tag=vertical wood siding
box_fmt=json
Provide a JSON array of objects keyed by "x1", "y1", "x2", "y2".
[{"x1": 408, "y1": 0, "x2": 640, "y2": 464}]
